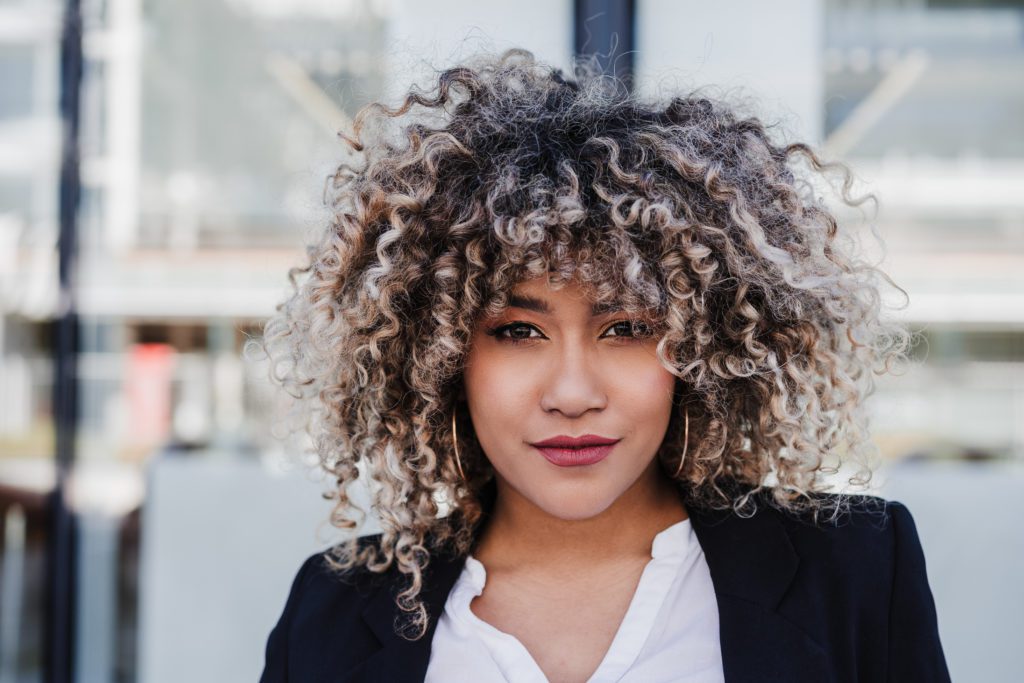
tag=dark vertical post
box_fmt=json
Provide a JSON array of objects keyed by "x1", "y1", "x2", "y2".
[
  {"x1": 573, "y1": 0, "x2": 636, "y2": 89},
  {"x1": 47, "y1": 0, "x2": 82, "y2": 680}
]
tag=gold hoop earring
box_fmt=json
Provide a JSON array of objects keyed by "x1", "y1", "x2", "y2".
[
  {"x1": 673, "y1": 408, "x2": 690, "y2": 478},
  {"x1": 452, "y1": 410, "x2": 466, "y2": 481}
]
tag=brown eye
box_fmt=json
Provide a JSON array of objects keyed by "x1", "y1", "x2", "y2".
[
  {"x1": 487, "y1": 322, "x2": 544, "y2": 345},
  {"x1": 602, "y1": 320, "x2": 654, "y2": 340}
]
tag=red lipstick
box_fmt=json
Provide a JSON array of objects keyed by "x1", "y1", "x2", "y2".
[{"x1": 530, "y1": 434, "x2": 620, "y2": 467}]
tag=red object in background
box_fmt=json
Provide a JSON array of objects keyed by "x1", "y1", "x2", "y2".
[{"x1": 125, "y1": 343, "x2": 176, "y2": 446}]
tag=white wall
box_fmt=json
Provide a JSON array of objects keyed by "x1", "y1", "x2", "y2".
[
  {"x1": 381, "y1": 0, "x2": 574, "y2": 101},
  {"x1": 875, "y1": 461, "x2": 1024, "y2": 683},
  {"x1": 636, "y1": 0, "x2": 824, "y2": 145},
  {"x1": 136, "y1": 453, "x2": 376, "y2": 683}
]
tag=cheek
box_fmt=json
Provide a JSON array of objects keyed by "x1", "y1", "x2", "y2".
[
  {"x1": 462, "y1": 346, "x2": 536, "y2": 438},
  {"x1": 464, "y1": 346, "x2": 536, "y2": 400},
  {"x1": 616, "y1": 358, "x2": 677, "y2": 420}
]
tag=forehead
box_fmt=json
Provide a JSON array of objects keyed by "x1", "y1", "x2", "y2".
[
  {"x1": 493, "y1": 274, "x2": 647, "y2": 317},
  {"x1": 514, "y1": 273, "x2": 586, "y2": 298},
  {"x1": 505, "y1": 276, "x2": 632, "y2": 315}
]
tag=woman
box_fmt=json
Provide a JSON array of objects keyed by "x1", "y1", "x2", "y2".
[{"x1": 257, "y1": 49, "x2": 951, "y2": 682}]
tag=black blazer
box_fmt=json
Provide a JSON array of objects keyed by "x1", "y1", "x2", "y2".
[{"x1": 259, "y1": 493, "x2": 952, "y2": 682}]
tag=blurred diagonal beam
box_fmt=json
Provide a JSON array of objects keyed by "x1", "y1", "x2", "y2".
[
  {"x1": 265, "y1": 53, "x2": 353, "y2": 137},
  {"x1": 823, "y1": 49, "x2": 931, "y2": 158},
  {"x1": 574, "y1": 0, "x2": 635, "y2": 89},
  {"x1": 47, "y1": 0, "x2": 83, "y2": 681}
]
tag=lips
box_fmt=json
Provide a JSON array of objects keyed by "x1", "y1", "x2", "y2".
[
  {"x1": 531, "y1": 434, "x2": 620, "y2": 449},
  {"x1": 530, "y1": 434, "x2": 621, "y2": 467}
]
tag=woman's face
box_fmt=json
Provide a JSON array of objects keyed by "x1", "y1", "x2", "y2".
[{"x1": 461, "y1": 275, "x2": 678, "y2": 521}]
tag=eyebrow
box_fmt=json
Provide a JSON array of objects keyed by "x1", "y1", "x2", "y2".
[{"x1": 507, "y1": 294, "x2": 622, "y2": 316}]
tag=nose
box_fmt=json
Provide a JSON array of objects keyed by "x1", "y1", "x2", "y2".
[{"x1": 538, "y1": 339, "x2": 608, "y2": 417}]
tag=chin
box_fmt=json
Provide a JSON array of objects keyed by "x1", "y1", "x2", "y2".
[
  {"x1": 494, "y1": 454, "x2": 651, "y2": 522},
  {"x1": 529, "y1": 486, "x2": 621, "y2": 521}
]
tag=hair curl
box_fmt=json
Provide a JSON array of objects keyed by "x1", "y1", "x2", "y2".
[{"x1": 254, "y1": 48, "x2": 913, "y2": 640}]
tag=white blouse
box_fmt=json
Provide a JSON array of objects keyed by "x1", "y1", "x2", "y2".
[{"x1": 424, "y1": 517, "x2": 726, "y2": 683}]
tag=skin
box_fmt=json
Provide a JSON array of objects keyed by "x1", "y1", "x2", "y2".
[{"x1": 458, "y1": 274, "x2": 689, "y2": 682}]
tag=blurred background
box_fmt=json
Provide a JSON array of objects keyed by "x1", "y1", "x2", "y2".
[{"x1": 1, "y1": 0, "x2": 1022, "y2": 680}]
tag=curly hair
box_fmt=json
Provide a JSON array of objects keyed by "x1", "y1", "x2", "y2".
[{"x1": 254, "y1": 48, "x2": 913, "y2": 640}]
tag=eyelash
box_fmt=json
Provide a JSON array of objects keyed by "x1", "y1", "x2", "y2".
[{"x1": 485, "y1": 320, "x2": 655, "y2": 346}]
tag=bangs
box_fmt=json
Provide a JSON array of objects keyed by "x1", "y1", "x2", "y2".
[{"x1": 474, "y1": 218, "x2": 669, "y2": 323}]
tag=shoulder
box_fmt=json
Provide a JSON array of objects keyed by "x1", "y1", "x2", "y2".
[
  {"x1": 755, "y1": 490, "x2": 911, "y2": 578},
  {"x1": 689, "y1": 488, "x2": 903, "y2": 590},
  {"x1": 762, "y1": 490, "x2": 895, "y2": 544},
  {"x1": 286, "y1": 533, "x2": 392, "y2": 623},
  {"x1": 685, "y1": 488, "x2": 917, "y2": 609},
  {"x1": 259, "y1": 533, "x2": 392, "y2": 682},
  {"x1": 753, "y1": 490, "x2": 942, "y2": 641},
  {"x1": 759, "y1": 489, "x2": 951, "y2": 681},
  {"x1": 694, "y1": 487, "x2": 905, "y2": 551}
]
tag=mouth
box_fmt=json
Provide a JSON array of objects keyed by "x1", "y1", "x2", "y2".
[{"x1": 530, "y1": 435, "x2": 621, "y2": 467}]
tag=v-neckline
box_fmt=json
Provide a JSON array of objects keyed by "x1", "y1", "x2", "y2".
[{"x1": 448, "y1": 517, "x2": 695, "y2": 682}]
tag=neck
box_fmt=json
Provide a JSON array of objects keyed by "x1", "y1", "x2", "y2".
[{"x1": 471, "y1": 460, "x2": 688, "y2": 573}]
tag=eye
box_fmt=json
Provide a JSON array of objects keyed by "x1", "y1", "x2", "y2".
[
  {"x1": 602, "y1": 319, "x2": 655, "y2": 340},
  {"x1": 485, "y1": 319, "x2": 654, "y2": 346},
  {"x1": 486, "y1": 322, "x2": 544, "y2": 345}
]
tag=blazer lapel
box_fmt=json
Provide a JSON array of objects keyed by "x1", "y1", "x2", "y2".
[
  {"x1": 688, "y1": 502, "x2": 832, "y2": 683},
  {"x1": 345, "y1": 546, "x2": 466, "y2": 683}
]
